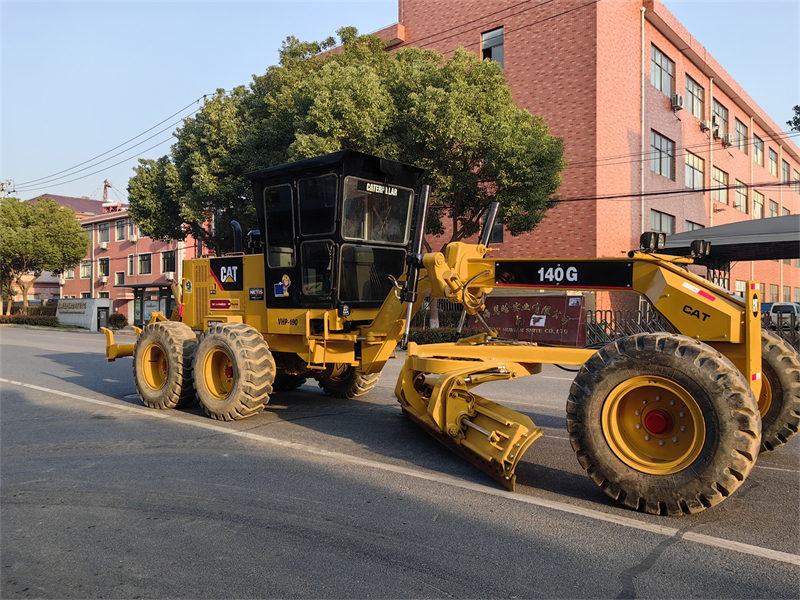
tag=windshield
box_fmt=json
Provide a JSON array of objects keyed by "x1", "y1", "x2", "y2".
[{"x1": 342, "y1": 177, "x2": 413, "y2": 245}]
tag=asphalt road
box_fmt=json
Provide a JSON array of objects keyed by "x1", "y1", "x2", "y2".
[{"x1": 2, "y1": 326, "x2": 798, "y2": 599}]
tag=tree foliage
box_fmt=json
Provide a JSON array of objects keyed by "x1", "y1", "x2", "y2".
[
  {"x1": 128, "y1": 28, "x2": 565, "y2": 253},
  {"x1": 788, "y1": 105, "x2": 800, "y2": 133},
  {"x1": 0, "y1": 197, "x2": 89, "y2": 314}
]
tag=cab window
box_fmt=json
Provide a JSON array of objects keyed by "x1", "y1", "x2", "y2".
[
  {"x1": 342, "y1": 177, "x2": 413, "y2": 245},
  {"x1": 301, "y1": 241, "x2": 334, "y2": 296},
  {"x1": 298, "y1": 175, "x2": 337, "y2": 236},
  {"x1": 264, "y1": 185, "x2": 294, "y2": 268}
]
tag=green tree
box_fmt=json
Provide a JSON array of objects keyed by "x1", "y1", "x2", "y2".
[
  {"x1": 0, "y1": 197, "x2": 90, "y2": 315},
  {"x1": 128, "y1": 29, "x2": 565, "y2": 260},
  {"x1": 788, "y1": 105, "x2": 800, "y2": 133}
]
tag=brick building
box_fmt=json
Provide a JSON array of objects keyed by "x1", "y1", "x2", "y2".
[
  {"x1": 29, "y1": 194, "x2": 200, "y2": 323},
  {"x1": 375, "y1": 0, "x2": 800, "y2": 306}
]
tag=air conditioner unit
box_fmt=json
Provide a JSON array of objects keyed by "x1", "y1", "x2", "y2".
[
  {"x1": 722, "y1": 133, "x2": 735, "y2": 147},
  {"x1": 713, "y1": 127, "x2": 722, "y2": 140},
  {"x1": 100, "y1": 275, "x2": 109, "y2": 283},
  {"x1": 670, "y1": 94, "x2": 684, "y2": 111},
  {"x1": 99, "y1": 241, "x2": 109, "y2": 250},
  {"x1": 129, "y1": 234, "x2": 138, "y2": 242},
  {"x1": 700, "y1": 120, "x2": 712, "y2": 132},
  {"x1": 164, "y1": 271, "x2": 175, "y2": 281}
]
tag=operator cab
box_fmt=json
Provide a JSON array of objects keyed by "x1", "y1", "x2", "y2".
[{"x1": 245, "y1": 150, "x2": 426, "y2": 311}]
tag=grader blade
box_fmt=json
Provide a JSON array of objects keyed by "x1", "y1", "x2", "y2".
[{"x1": 396, "y1": 348, "x2": 543, "y2": 490}]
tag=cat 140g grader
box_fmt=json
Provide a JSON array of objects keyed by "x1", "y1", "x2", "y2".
[{"x1": 103, "y1": 150, "x2": 800, "y2": 516}]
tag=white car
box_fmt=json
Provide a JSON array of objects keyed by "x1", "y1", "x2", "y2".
[{"x1": 768, "y1": 303, "x2": 800, "y2": 330}]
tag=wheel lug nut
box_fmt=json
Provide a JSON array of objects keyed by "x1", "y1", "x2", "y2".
[
  {"x1": 655, "y1": 395, "x2": 661, "y2": 401},
  {"x1": 642, "y1": 400, "x2": 647, "y2": 404},
  {"x1": 644, "y1": 435, "x2": 651, "y2": 441},
  {"x1": 635, "y1": 410, "x2": 641, "y2": 415},
  {"x1": 659, "y1": 440, "x2": 665, "y2": 446},
  {"x1": 679, "y1": 412, "x2": 685, "y2": 418},
  {"x1": 672, "y1": 437, "x2": 678, "y2": 442},
  {"x1": 669, "y1": 400, "x2": 675, "y2": 406},
  {"x1": 680, "y1": 426, "x2": 686, "y2": 432},
  {"x1": 635, "y1": 424, "x2": 641, "y2": 429}
]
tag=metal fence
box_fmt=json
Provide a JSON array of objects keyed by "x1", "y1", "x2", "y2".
[
  {"x1": 762, "y1": 312, "x2": 800, "y2": 351},
  {"x1": 584, "y1": 308, "x2": 672, "y2": 347},
  {"x1": 410, "y1": 298, "x2": 464, "y2": 329}
]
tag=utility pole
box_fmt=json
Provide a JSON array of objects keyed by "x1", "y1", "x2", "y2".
[{"x1": 0, "y1": 179, "x2": 15, "y2": 197}]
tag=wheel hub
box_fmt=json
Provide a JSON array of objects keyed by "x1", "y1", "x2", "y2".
[{"x1": 643, "y1": 409, "x2": 671, "y2": 434}]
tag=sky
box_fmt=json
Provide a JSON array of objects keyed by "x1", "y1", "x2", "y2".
[{"x1": 1, "y1": 0, "x2": 798, "y2": 202}]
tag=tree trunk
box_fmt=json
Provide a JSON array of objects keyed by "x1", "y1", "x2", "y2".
[{"x1": 429, "y1": 296, "x2": 440, "y2": 329}]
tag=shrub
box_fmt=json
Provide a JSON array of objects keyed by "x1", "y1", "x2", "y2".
[
  {"x1": 407, "y1": 327, "x2": 485, "y2": 345},
  {"x1": 108, "y1": 312, "x2": 128, "y2": 330},
  {"x1": 0, "y1": 314, "x2": 60, "y2": 327},
  {"x1": 9, "y1": 305, "x2": 57, "y2": 317}
]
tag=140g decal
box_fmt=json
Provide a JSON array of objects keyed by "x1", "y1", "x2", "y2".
[{"x1": 495, "y1": 261, "x2": 634, "y2": 290}]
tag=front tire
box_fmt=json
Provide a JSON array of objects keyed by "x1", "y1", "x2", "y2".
[
  {"x1": 193, "y1": 323, "x2": 276, "y2": 421},
  {"x1": 567, "y1": 333, "x2": 761, "y2": 516},
  {"x1": 759, "y1": 330, "x2": 800, "y2": 452},
  {"x1": 318, "y1": 364, "x2": 380, "y2": 399},
  {"x1": 133, "y1": 321, "x2": 197, "y2": 409}
]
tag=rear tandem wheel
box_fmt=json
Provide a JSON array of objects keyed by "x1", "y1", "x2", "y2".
[
  {"x1": 567, "y1": 333, "x2": 761, "y2": 516},
  {"x1": 193, "y1": 323, "x2": 276, "y2": 421},
  {"x1": 318, "y1": 364, "x2": 380, "y2": 399},
  {"x1": 132, "y1": 321, "x2": 197, "y2": 410},
  {"x1": 759, "y1": 329, "x2": 800, "y2": 452}
]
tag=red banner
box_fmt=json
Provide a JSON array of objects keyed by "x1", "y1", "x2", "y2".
[{"x1": 468, "y1": 295, "x2": 586, "y2": 346}]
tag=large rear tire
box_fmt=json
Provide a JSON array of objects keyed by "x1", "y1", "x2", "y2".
[
  {"x1": 567, "y1": 333, "x2": 761, "y2": 516},
  {"x1": 759, "y1": 330, "x2": 800, "y2": 452},
  {"x1": 318, "y1": 364, "x2": 380, "y2": 399},
  {"x1": 193, "y1": 323, "x2": 276, "y2": 421},
  {"x1": 133, "y1": 321, "x2": 197, "y2": 409}
]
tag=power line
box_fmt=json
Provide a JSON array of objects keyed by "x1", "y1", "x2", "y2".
[{"x1": 14, "y1": 95, "x2": 211, "y2": 188}]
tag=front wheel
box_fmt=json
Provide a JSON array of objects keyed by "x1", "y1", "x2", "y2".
[
  {"x1": 567, "y1": 333, "x2": 761, "y2": 516},
  {"x1": 318, "y1": 364, "x2": 380, "y2": 399},
  {"x1": 193, "y1": 323, "x2": 275, "y2": 421}
]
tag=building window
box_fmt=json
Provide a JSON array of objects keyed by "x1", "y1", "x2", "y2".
[
  {"x1": 769, "y1": 200, "x2": 779, "y2": 218},
  {"x1": 116, "y1": 220, "x2": 126, "y2": 241},
  {"x1": 65, "y1": 267, "x2": 75, "y2": 280},
  {"x1": 769, "y1": 149, "x2": 778, "y2": 176},
  {"x1": 760, "y1": 283, "x2": 766, "y2": 300},
  {"x1": 735, "y1": 119, "x2": 748, "y2": 154},
  {"x1": 713, "y1": 100, "x2": 728, "y2": 136},
  {"x1": 711, "y1": 167, "x2": 728, "y2": 204},
  {"x1": 783, "y1": 207, "x2": 790, "y2": 217},
  {"x1": 753, "y1": 135, "x2": 764, "y2": 166},
  {"x1": 128, "y1": 255, "x2": 135, "y2": 276},
  {"x1": 685, "y1": 76, "x2": 704, "y2": 119},
  {"x1": 753, "y1": 191, "x2": 764, "y2": 218},
  {"x1": 795, "y1": 170, "x2": 800, "y2": 193},
  {"x1": 796, "y1": 288, "x2": 800, "y2": 304},
  {"x1": 651, "y1": 45, "x2": 675, "y2": 97},
  {"x1": 685, "y1": 152, "x2": 704, "y2": 190},
  {"x1": 82, "y1": 225, "x2": 92, "y2": 241},
  {"x1": 116, "y1": 272, "x2": 125, "y2": 285},
  {"x1": 735, "y1": 280, "x2": 746, "y2": 298},
  {"x1": 650, "y1": 209, "x2": 674, "y2": 234},
  {"x1": 650, "y1": 131, "x2": 674, "y2": 180},
  {"x1": 686, "y1": 220, "x2": 704, "y2": 231},
  {"x1": 782, "y1": 160, "x2": 790, "y2": 183},
  {"x1": 734, "y1": 181, "x2": 748, "y2": 213},
  {"x1": 784, "y1": 286, "x2": 791, "y2": 303},
  {"x1": 98, "y1": 257, "x2": 110, "y2": 277},
  {"x1": 128, "y1": 221, "x2": 136, "y2": 237},
  {"x1": 99, "y1": 292, "x2": 110, "y2": 299},
  {"x1": 481, "y1": 27, "x2": 503, "y2": 68},
  {"x1": 80, "y1": 260, "x2": 91, "y2": 278},
  {"x1": 80, "y1": 292, "x2": 91, "y2": 299},
  {"x1": 161, "y1": 250, "x2": 176, "y2": 273},
  {"x1": 139, "y1": 253, "x2": 152, "y2": 275},
  {"x1": 98, "y1": 222, "x2": 110, "y2": 243},
  {"x1": 770, "y1": 284, "x2": 779, "y2": 303}
]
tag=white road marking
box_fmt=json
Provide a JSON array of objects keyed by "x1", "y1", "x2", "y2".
[
  {"x1": 754, "y1": 465, "x2": 800, "y2": 473},
  {"x1": 3, "y1": 377, "x2": 798, "y2": 566}
]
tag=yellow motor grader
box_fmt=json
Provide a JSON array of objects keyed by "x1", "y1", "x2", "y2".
[{"x1": 103, "y1": 150, "x2": 800, "y2": 516}]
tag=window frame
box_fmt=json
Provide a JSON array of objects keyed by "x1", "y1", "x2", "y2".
[
  {"x1": 651, "y1": 45, "x2": 675, "y2": 97},
  {"x1": 139, "y1": 253, "x2": 152, "y2": 276},
  {"x1": 684, "y1": 151, "x2": 704, "y2": 190},
  {"x1": 735, "y1": 119, "x2": 748, "y2": 154},
  {"x1": 650, "y1": 130, "x2": 675, "y2": 180},
  {"x1": 769, "y1": 149, "x2": 778, "y2": 176},
  {"x1": 161, "y1": 250, "x2": 176, "y2": 273},
  {"x1": 481, "y1": 27, "x2": 504, "y2": 68},
  {"x1": 98, "y1": 222, "x2": 110, "y2": 243},
  {"x1": 769, "y1": 200, "x2": 779, "y2": 218},
  {"x1": 753, "y1": 190, "x2": 764, "y2": 218},
  {"x1": 80, "y1": 259, "x2": 91, "y2": 279},
  {"x1": 650, "y1": 209, "x2": 675, "y2": 235},
  {"x1": 782, "y1": 160, "x2": 790, "y2": 183},
  {"x1": 685, "y1": 76, "x2": 704, "y2": 119},
  {"x1": 711, "y1": 167, "x2": 729, "y2": 204},
  {"x1": 115, "y1": 220, "x2": 126, "y2": 241},
  {"x1": 753, "y1": 135, "x2": 764, "y2": 166},
  {"x1": 712, "y1": 100, "x2": 728, "y2": 136},
  {"x1": 127, "y1": 255, "x2": 135, "y2": 276},
  {"x1": 115, "y1": 271, "x2": 125, "y2": 285},
  {"x1": 733, "y1": 180, "x2": 748, "y2": 213},
  {"x1": 98, "y1": 257, "x2": 110, "y2": 277}
]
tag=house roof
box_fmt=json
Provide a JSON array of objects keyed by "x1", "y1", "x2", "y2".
[
  {"x1": 27, "y1": 194, "x2": 123, "y2": 217},
  {"x1": 662, "y1": 215, "x2": 800, "y2": 262}
]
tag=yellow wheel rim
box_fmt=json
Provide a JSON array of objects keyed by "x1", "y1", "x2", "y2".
[
  {"x1": 203, "y1": 348, "x2": 235, "y2": 400},
  {"x1": 757, "y1": 375, "x2": 772, "y2": 419},
  {"x1": 328, "y1": 363, "x2": 350, "y2": 382},
  {"x1": 142, "y1": 342, "x2": 168, "y2": 391},
  {"x1": 602, "y1": 376, "x2": 705, "y2": 475}
]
